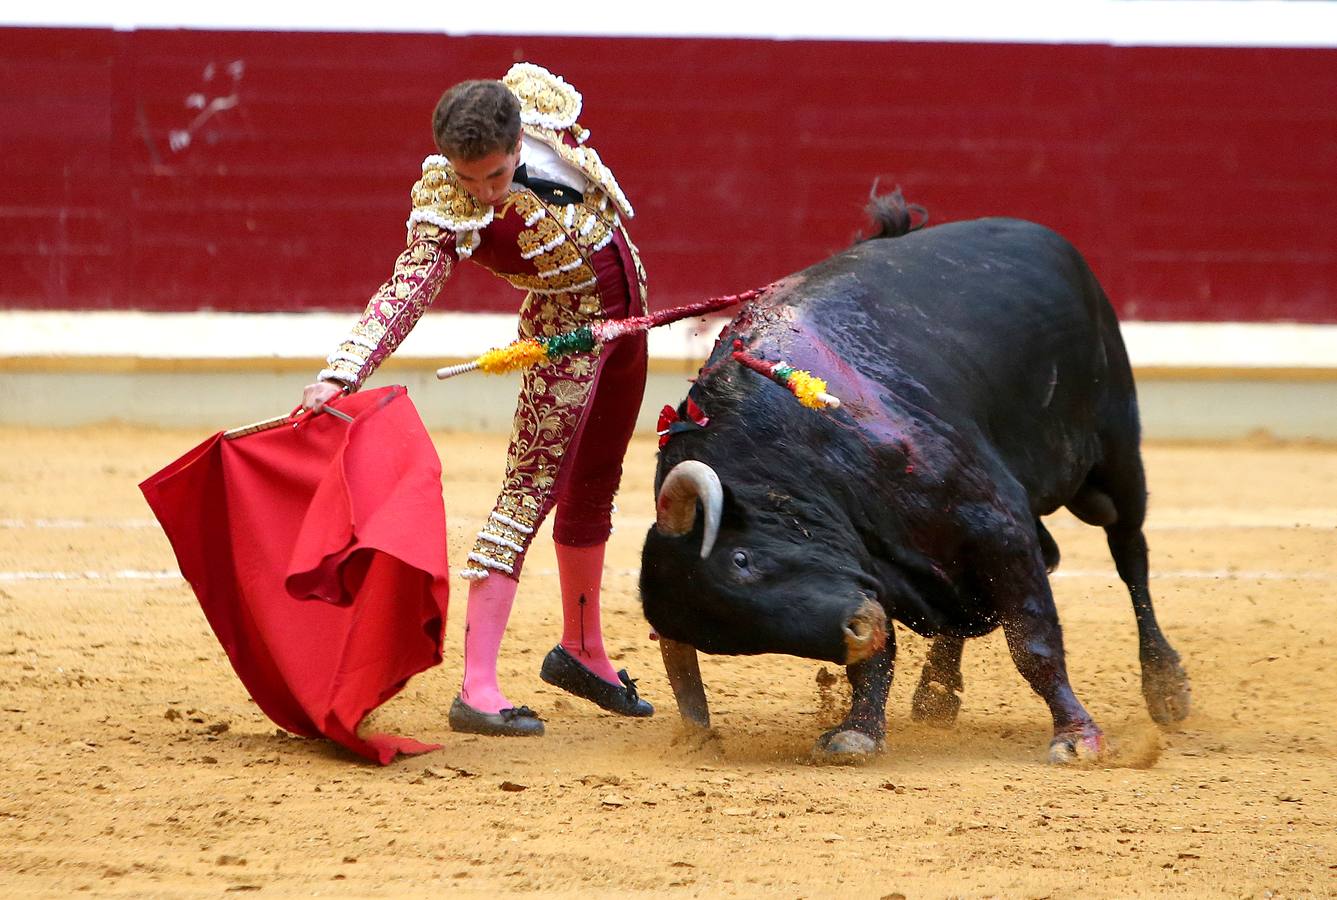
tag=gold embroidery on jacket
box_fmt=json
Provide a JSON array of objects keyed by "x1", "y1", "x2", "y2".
[
  {"x1": 321, "y1": 237, "x2": 451, "y2": 386},
  {"x1": 503, "y1": 63, "x2": 583, "y2": 130},
  {"x1": 332, "y1": 63, "x2": 648, "y2": 574},
  {"x1": 410, "y1": 162, "x2": 492, "y2": 231}
]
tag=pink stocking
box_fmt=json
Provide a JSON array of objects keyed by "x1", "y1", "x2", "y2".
[
  {"x1": 459, "y1": 573, "x2": 519, "y2": 714},
  {"x1": 556, "y1": 542, "x2": 621, "y2": 685}
]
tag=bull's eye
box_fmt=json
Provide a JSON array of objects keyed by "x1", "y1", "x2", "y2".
[{"x1": 731, "y1": 550, "x2": 750, "y2": 570}]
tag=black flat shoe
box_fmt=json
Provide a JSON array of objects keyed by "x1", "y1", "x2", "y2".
[
  {"x1": 448, "y1": 695, "x2": 545, "y2": 737},
  {"x1": 539, "y1": 645, "x2": 654, "y2": 717}
]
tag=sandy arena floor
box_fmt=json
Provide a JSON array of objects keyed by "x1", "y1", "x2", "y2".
[{"x1": 1, "y1": 423, "x2": 1334, "y2": 898}]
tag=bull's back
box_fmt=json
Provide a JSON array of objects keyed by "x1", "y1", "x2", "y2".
[{"x1": 777, "y1": 218, "x2": 1131, "y2": 507}]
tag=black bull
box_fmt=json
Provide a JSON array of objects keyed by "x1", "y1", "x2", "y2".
[{"x1": 639, "y1": 210, "x2": 1191, "y2": 764}]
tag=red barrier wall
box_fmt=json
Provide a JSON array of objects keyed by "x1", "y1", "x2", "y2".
[{"x1": 2, "y1": 28, "x2": 1334, "y2": 321}]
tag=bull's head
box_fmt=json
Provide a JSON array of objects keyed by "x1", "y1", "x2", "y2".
[
  {"x1": 641, "y1": 458, "x2": 888, "y2": 731},
  {"x1": 641, "y1": 458, "x2": 887, "y2": 665}
]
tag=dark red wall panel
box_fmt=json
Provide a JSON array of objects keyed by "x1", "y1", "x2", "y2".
[{"x1": 1, "y1": 28, "x2": 1334, "y2": 322}]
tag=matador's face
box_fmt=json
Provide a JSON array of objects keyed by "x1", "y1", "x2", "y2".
[{"x1": 450, "y1": 136, "x2": 523, "y2": 206}]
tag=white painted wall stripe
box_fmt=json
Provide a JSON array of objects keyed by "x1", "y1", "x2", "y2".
[
  {"x1": 4, "y1": 2, "x2": 1337, "y2": 49},
  {"x1": 5, "y1": 312, "x2": 1337, "y2": 370},
  {"x1": 0, "y1": 310, "x2": 718, "y2": 366}
]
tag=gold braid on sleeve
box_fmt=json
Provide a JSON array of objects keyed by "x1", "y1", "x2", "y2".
[{"x1": 318, "y1": 231, "x2": 453, "y2": 390}]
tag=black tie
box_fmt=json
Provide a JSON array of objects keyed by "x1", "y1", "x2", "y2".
[{"x1": 512, "y1": 163, "x2": 584, "y2": 206}]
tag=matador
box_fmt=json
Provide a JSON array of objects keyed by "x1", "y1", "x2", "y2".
[{"x1": 302, "y1": 63, "x2": 653, "y2": 737}]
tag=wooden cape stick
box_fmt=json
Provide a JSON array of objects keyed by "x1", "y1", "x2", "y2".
[{"x1": 222, "y1": 405, "x2": 353, "y2": 440}]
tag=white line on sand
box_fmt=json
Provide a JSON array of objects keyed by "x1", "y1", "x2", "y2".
[
  {"x1": 0, "y1": 519, "x2": 158, "y2": 529},
  {"x1": 0, "y1": 569, "x2": 182, "y2": 582},
  {"x1": 2, "y1": 568, "x2": 1334, "y2": 584},
  {"x1": 4, "y1": 513, "x2": 1337, "y2": 531}
]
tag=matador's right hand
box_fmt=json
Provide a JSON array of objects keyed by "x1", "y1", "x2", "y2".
[{"x1": 301, "y1": 380, "x2": 346, "y2": 413}]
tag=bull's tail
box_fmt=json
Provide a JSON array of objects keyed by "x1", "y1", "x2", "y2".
[{"x1": 862, "y1": 183, "x2": 928, "y2": 241}]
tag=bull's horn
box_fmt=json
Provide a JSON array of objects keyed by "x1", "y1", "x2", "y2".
[
  {"x1": 659, "y1": 637, "x2": 711, "y2": 730},
  {"x1": 655, "y1": 460, "x2": 723, "y2": 558}
]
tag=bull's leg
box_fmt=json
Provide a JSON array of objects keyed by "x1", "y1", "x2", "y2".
[
  {"x1": 911, "y1": 634, "x2": 964, "y2": 726},
  {"x1": 1081, "y1": 446, "x2": 1191, "y2": 725},
  {"x1": 659, "y1": 637, "x2": 711, "y2": 730},
  {"x1": 812, "y1": 629, "x2": 895, "y2": 765},
  {"x1": 1107, "y1": 521, "x2": 1190, "y2": 724},
  {"x1": 992, "y1": 551, "x2": 1104, "y2": 764}
]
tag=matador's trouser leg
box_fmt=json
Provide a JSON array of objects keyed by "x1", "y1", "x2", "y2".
[
  {"x1": 462, "y1": 241, "x2": 645, "y2": 580},
  {"x1": 550, "y1": 329, "x2": 647, "y2": 547}
]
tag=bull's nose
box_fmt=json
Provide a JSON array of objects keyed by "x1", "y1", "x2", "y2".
[{"x1": 843, "y1": 598, "x2": 888, "y2": 664}]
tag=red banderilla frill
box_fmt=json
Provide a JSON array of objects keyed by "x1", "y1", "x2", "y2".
[{"x1": 730, "y1": 340, "x2": 842, "y2": 410}]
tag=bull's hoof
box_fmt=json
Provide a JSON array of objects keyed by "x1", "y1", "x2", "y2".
[
  {"x1": 811, "y1": 728, "x2": 884, "y2": 766},
  {"x1": 670, "y1": 724, "x2": 724, "y2": 756},
  {"x1": 1142, "y1": 655, "x2": 1191, "y2": 726},
  {"x1": 1047, "y1": 724, "x2": 1105, "y2": 765},
  {"x1": 910, "y1": 679, "x2": 961, "y2": 727}
]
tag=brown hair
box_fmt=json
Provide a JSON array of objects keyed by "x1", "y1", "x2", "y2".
[{"x1": 432, "y1": 80, "x2": 521, "y2": 161}]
